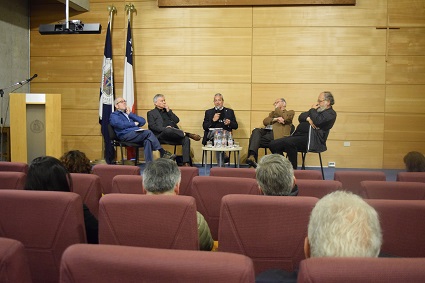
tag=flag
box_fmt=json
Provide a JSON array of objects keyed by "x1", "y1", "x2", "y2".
[
  {"x1": 99, "y1": 20, "x2": 115, "y2": 164},
  {"x1": 123, "y1": 18, "x2": 136, "y2": 159}
]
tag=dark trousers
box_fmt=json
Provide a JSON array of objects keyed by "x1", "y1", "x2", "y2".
[
  {"x1": 122, "y1": 130, "x2": 162, "y2": 162},
  {"x1": 157, "y1": 127, "x2": 191, "y2": 163},
  {"x1": 269, "y1": 134, "x2": 308, "y2": 169},
  {"x1": 248, "y1": 128, "x2": 274, "y2": 160}
]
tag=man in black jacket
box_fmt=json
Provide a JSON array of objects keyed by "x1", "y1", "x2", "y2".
[{"x1": 269, "y1": 91, "x2": 336, "y2": 170}]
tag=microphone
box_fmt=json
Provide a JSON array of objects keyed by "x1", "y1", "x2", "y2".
[{"x1": 19, "y1": 74, "x2": 38, "y2": 85}]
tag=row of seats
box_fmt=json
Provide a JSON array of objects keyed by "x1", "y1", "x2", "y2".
[{"x1": 1, "y1": 190, "x2": 424, "y2": 282}]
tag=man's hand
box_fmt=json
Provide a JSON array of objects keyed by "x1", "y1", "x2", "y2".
[
  {"x1": 164, "y1": 103, "x2": 170, "y2": 112},
  {"x1": 213, "y1": 113, "x2": 220, "y2": 122},
  {"x1": 125, "y1": 107, "x2": 131, "y2": 114},
  {"x1": 276, "y1": 117, "x2": 285, "y2": 124},
  {"x1": 224, "y1": 118, "x2": 231, "y2": 126},
  {"x1": 311, "y1": 103, "x2": 319, "y2": 109},
  {"x1": 134, "y1": 121, "x2": 139, "y2": 126},
  {"x1": 306, "y1": 117, "x2": 317, "y2": 129}
]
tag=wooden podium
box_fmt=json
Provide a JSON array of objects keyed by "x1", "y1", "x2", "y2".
[{"x1": 9, "y1": 93, "x2": 61, "y2": 163}]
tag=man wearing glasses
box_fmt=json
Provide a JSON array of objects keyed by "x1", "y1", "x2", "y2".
[
  {"x1": 110, "y1": 97, "x2": 176, "y2": 162},
  {"x1": 269, "y1": 91, "x2": 337, "y2": 170}
]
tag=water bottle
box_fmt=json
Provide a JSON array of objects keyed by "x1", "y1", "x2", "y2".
[
  {"x1": 213, "y1": 130, "x2": 219, "y2": 148},
  {"x1": 222, "y1": 130, "x2": 227, "y2": 147},
  {"x1": 216, "y1": 130, "x2": 222, "y2": 148},
  {"x1": 227, "y1": 131, "x2": 233, "y2": 147}
]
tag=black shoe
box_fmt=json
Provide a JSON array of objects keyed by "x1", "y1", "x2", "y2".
[
  {"x1": 223, "y1": 154, "x2": 230, "y2": 164},
  {"x1": 161, "y1": 151, "x2": 177, "y2": 161},
  {"x1": 246, "y1": 156, "x2": 257, "y2": 168}
]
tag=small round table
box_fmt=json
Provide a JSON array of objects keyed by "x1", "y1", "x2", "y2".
[{"x1": 202, "y1": 146, "x2": 242, "y2": 174}]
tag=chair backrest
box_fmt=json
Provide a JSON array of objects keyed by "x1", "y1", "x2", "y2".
[
  {"x1": 360, "y1": 180, "x2": 425, "y2": 200},
  {"x1": 111, "y1": 175, "x2": 145, "y2": 194},
  {"x1": 0, "y1": 172, "x2": 26, "y2": 190},
  {"x1": 294, "y1": 170, "x2": 323, "y2": 180},
  {"x1": 297, "y1": 179, "x2": 342, "y2": 198},
  {"x1": 0, "y1": 190, "x2": 86, "y2": 283},
  {"x1": 191, "y1": 176, "x2": 260, "y2": 240},
  {"x1": 396, "y1": 172, "x2": 425, "y2": 183},
  {"x1": 70, "y1": 173, "x2": 102, "y2": 218},
  {"x1": 366, "y1": 199, "x2": 425, "y2": 257},
  {"x1": 0, "y1": 237, "x2": 32, "y2": 283},
  {"x1": 107, "y1": 123, "x2": 118, "y2": 141},
  {"x1": 92, "y1": 164, "x2": 140, "y2": 194},
  {"x1": 99, "y1": 194, "x2": 198, "y2": 250},
  {"x1": 333, "y1": 171, "x2": 386, "y2": 195},
  {"x1": 297, "y1": 257, "x2": 425, "y2": 283},
  {"x1": 0, "y1": 161, "x2": 28, "y2": 174},
  {"x1": 219, "y1": 194, "x2": 318, "y2": 274},
  {"x1": 60, "y1": 244, "x2": 255, "y2": 283},
  {"x1": 210, "y1": 167, "x2": 256, "y2": 179},
  {"x1": 178, "y1": 166, "x2": 199, "y2": 196}
]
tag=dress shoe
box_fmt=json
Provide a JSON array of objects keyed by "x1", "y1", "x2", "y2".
[
  {"x1": 161, "y1": 151, "x2": 177, "y2": 161},
  {"x1": 246, "y1": 155, "x2": 257, "y2": 168},
  {"x1": 187, "y1": 133, "x2": 201, "y2": 141},
  {"x1": 223, "y1": 154, "x2": 230, "y2": 164}
]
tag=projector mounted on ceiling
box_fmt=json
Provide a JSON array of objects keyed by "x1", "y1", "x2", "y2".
[{"x1": 39, "y1": 0, "x2": 101, "y2": 35}]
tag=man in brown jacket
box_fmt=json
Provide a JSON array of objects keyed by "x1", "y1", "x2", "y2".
[{"x1": 246, "y1": 98, "x2": 295, "y2": 168}]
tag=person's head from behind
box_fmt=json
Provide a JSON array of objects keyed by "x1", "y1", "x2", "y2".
[
  {"x1": 256, "y1": 154, "x2": 294, "y2": 196},
  {"x1": 60, "y1": 150, "x2": 92, "y2": 174},
  {"x1": 403, "y1": 151, "x2": 425, "y2": 172},
  {"x1": 25, "y1": 156, "x2": 71, "y2": 192},
  {"x1": 305, "y1": 191, "x2": 382, "y2": 258},
  {"x1": 142, "y1": 158, "x2": 181, "y2": 195}
]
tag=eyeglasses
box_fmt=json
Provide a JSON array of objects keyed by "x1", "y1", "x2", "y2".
[
  {"x1": 117, "y1": 100, "x2": 127, "y2": 104},
  {"x1": 317, "y1": 99, "x2": 325, "y2": 103}
]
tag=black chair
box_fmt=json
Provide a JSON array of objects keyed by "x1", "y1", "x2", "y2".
[
  {"x1": 261, "y1": 124, "x2": 296, "y2": 155},
  {"x1": 300, "y1": 151, "x2": 324, "y2": 180},
  {"x1": 108, "y1": 124, "x2": 142, "y2": 165}
]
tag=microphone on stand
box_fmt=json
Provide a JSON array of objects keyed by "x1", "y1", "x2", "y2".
[{"x1": 19, "y1": 74, "x2": 38, "y2": 85}]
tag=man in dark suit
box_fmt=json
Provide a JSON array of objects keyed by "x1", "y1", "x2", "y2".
[
  {"x1": 147, "y1": 94, "x2": 201, "y2": 166},
  {"x1": 202, "y1": 93, "x2": 238, "y2": 166}
]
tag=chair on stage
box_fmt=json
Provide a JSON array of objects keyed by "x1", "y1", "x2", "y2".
[
  {"x1": 0, "y1": 190, "x2": 86, "y2": 283},
  {"x1": 70, "y1": 173, "x2": 102, "y2": 218},
  {"x1": 60, "y1": 244, "x2": 255, "y2": 283},
  {"x1": 297, "y1": 179, "x2": 342, "y2": 198},
  {"x1": 111, "y1": 175, "x2": 145, "y2": 194},
  {"x1": 108, "y1": 124, "x2": 142, "y2": 165},
  {"x1": 92, "y1": 164, "x2": 140, "y2": 195},
  {"x1": 0, "y1": 237, "x2": 32, "y2": 283},
  {"x1": 191, "y1": 176, "x2": 260, "y2": 240},
  {"x1": 209, "y1": 167, "x2": 256, "y2": 179},
  {"x1": 396, "y1": 172, "x2": 425, "y2": 183},
  {"x1": 297, "y1": 257, "x2": 425, "y2": 283},
  {"x1": 219, "y1": 194, "x2": 318, "y2": 275},
  {"x1": 360, "y1": 180, "x2": 425, "y2": 200},
  {"x1": 0, "y1": 161, "x2": 28, "y2": 174},
  {"x1": 334, "y1": 171, "x2": 386, "y2": 195},
  {"x1": 0, "y1": 172, "x2": 26, "y2": 190},
  {"x1": 98, "y1": 194, "x2": 198, "y2": 250}
]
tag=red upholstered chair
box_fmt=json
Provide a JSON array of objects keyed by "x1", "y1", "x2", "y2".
[
  {"x1": 0, "y1": 172, "x2": 26, "y2": 190},
  {"x1": 0, "y1": 237, "x2": 32, "y2": 283},
  {"x1": 366, "y1": 199, "x2": 425, "y2": 257},
  {"x1": 360, "y1": 181, "x2": 425, "y2": 200},
  {"x1": 99, "y1": 194, "x2": 198, "y2": 250},
  {"x1": 219, "y1": 194, "x2": 318, "y2": 274},
  {"x1": 0, "y1": 190, "x2": 86, "y2": 283},
  {"x1": 92, "y1": 164, "x2": 140, "y2": 194},
  {"x1": 60, "y1": 244, "x2": 255, "y2": 283},
  {"x1": 333, "y1": 171, "x2": 386, "y2": 195},
  {"x1": 0, "y1": 161, "x2": 28, "y2": 174},
  {"x1": 297, "y1": 257, "x2": 425, "y2": 283},
  {"x1": 297, "y1": 179, "x2": 342, "y2": 198},
  {"x1": 396, "y1": 172, "x2": 425, "y2": 183},
  {"x1": 209, "y1": 167, "x2": 256, "y2": 178},
  {"x1": 191, "y1": 176, "x2": 260, "y2": 240},
  {"x1": 294, "y1": 170, "x2": 323, "y2": 180},
  {"x1": 178, "y1": 166, "x2": 199, "y2": 196},
  {"x1": 70, "y1": 173, "x2": 102, "y2": 218},
  {"x1": 111, "y1": 175, "x2": 145, "y2": 194}
]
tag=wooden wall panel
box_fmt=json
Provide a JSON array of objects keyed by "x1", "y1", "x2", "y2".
[
  {"x1": 134, "y1": 28, "x2": 252, "y2": 56},
  {"x1": 384, "y1": 114, "x2": 425, "y2": 142},
  {"x1": 135, "y1": 56, "x2": 252, "y2": 83},
  {"x1": 384, "y1": 141, "x2": 425, "y2": 169},
  {"x1": 388, "y1": 0, "x2": 425, "y2": 26},
  {"x1": 388, "y1": 28, "x2": 425, "y2": 56},
  {"x1": 386, "y1": 56, "x2": 425, "y2": 84},
  {"x1": 252, "y1": 56, "x2": 386, "y2": 84},
  {"x1": 62, "y1": 135, "x2": 103, "y2": 161},
  {"x1": 253, "y1": 27, "x2": 386, "y2": 55},
  {"x1": 330, "y1": 113, "x2": 384, "y2": 141},
  {"x1": 62, "y1": 109, "x2": 100, "y2": 135},
  {"x1": 386, "y1": 85, "x2": 425, "y2": 114},
  {"x1": 252, "y1": 0, "x2": 386, "y2": 27}
]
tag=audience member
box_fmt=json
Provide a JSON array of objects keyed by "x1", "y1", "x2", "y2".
[
  {"x1": 60, "y1": 150, "x2": 92, "y2": 174},
  {"x1": 269, "y1": 91, "x2": 336, "y2": 169},
  {"x1": 246, "y1": 98, "x2": 295, "y2": 168},
  {"x1": 403, "y1": 151, "x2": 425, "y2": 172},
  {"x1": 202, "y1": 93, "x2": 238, "y2": 166},
  {"x1": 142, "y1": 158, "x2": 214, "y2": 251},
  {"x1": 147, "y1": 94, "x2": 201, "y2": 166},
  {"x1": 24, "y1": 156, "x2": 98, "y2": 244},
  {"x1": 256, "y1": 154, "x2": 298, "y2": 196},
  {"x1": 109, "y1": 97, "x2": 176, "y2": 163}
]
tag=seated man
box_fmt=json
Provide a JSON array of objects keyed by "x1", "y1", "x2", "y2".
[
  {"x1": 147, "y1": 94, "x2": 201, "y2": 167},
  {"x1": 109, "y1": 97, "x2": 175, "y2": 163},
  {"x1": 256, "y1": 154, "x2": 298, "y2": 196},
  {"x1": 269, "y1": 91, "x2": 337, "y2": 170},
  {"x1": 246, "y1": 98, "x2": 294, "y2": 168},
  {"x1": 142, "y1": 158, "x2": 214, "y2": 251}
]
